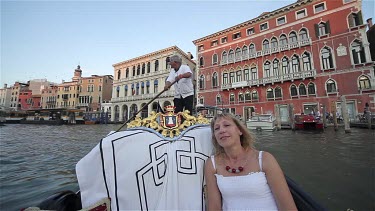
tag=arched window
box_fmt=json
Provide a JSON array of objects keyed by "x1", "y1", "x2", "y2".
[
  {"x1": 249, "y1": 44, "x2": 256, "y2": 54},
  {"x1": 282, "y1": 57, "x2": 289, "y2": 74},
  {"x1": 229, "y1": 72, "x2": 235, "y2": 83},
  {"x1": 289, "y1": 32, "x2": 298, "y2": 43},
  {"x1": 236, "y1": 69, "x2": 242, "y2": 82},
  {"x1": 263, "y1": 39, "x2": 270, "y2": 50},
  {"x1": 308, "y1": 83, "x2": 316, "y2": 95},
  {"x1": 199, "y1": 57, "x2": 204, "y2": 67},
  {"x1": 126, "y1": 68, "x2": 129, "y2": 78},
  {"x1": 280, "y1": 34, "x2": 288, "y2": 46},
  {"x1": 244, "y1": 68, "x2": 250, "y2": 81},
  {"x1": 165, "y1": 57, "x2": 170, "y2": 69},
  {"x1": 318, "y1": 23, "x2": 327, "y2": 36},
  {"x1": 326, "y1": 79, "x2": 337, "y2": 93},
  {"x1": 212, "y1": 72, "x2": 218, "y2": 87},
  {"x1": 358, "y1": 75, "x2": 371, "y2": 89},
  {"x1": 229, "y1": 93, "x2": 235, "y2": 103},
  {"x1": 238, "y1": 92, "x2": 244, "y2": 102},
  {"x1": 299, "y1": 84, "x2": 307, "y2": 95},
  {"x1": 222, "y1": 51, "x2": 228, "y2": 62},
  {"x1": 291, "y1": 84, "x2": 298, "y2": 96},
  {"x1": 245, "y1": 91, "x2": 251, "y2": 102},
  {"x1": 117, "y1": 70, "x2": 121, "y2": 80},
  {"x1": 199, "y1": 75, "x2": 205, "y2": 89},
  {"x1": 142, "y1": 63, "x2": 145, "y2": 74},
  {"x1": 264, "y1": 61, "x2": 271, "y2": 77},
  {"x1": 302, "y1": 52, "x2": 312, "y2": 71},
  {"x1": 351, "y1": 40, "x2": 366, "y2": 64},
  {"x1": 137, "y1": 64, "x2": 140, "y2": 75},
  {"x1": 228, "y1": 50, "x2": 234, "y2": 62},
  {"x1": 271, "y1": 37, "x2": 278, "y2": 49},
  {"x1": 147, "y1": 62, "x2": 151, "y2": 73},
  {"x1": 242, "y1": 46, "x2": 248, "y2": 56},
  {"x1": 155, "y1": 60, "x2": 159, "y2": 71},
  {"x1": 275, "y1": 87, "x2": 282, "y2": 98},
  {"x1": 154, "y1": 79, "x2": 159, "y2": 93},
  {"x1": 291, "y1": 55, "x2": 300, "y2": 73},
  {"x1": 216, "y1": 94, "x2": 222, "y2": 104},
  {"x1": 299, "y1": 28, "x2": 308, "y2": 41},
  {"x1": 321, "y1": 47, "x2": 334, "y2": 69},
  {"x1": 223, "y1": 72, "x2": 228, "y2": 84},
  {"x1": 252, "y1": 90, "x2": 259, "y2": 100},
  {"x1": 212, "y1": 54, "x2": 218, "y2": 64},
  {"x1": 273, "y1": 59, "x2": 280, "y2": 76},
  {"x1": 132, "y1": 66, "x2": 136, "y2": 76},
  {"x1": 348, "y1": 12, "x2": 363, "y2": 28},
  {"x1": 235, "y1": 48, "x2": 241, "y2": 61},
  {"x1": 266, "y1": 88, "x2": 274, "y2": 99},
  {"x1": 251, "y1": 66, "x2": 258, "y2": 80}
]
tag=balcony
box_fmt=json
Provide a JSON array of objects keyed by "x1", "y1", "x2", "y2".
[
  {"x1": 221, "y1": 69, "x2": 316, "y2": 90},
  {"x1": 77, "y1": 103, "x2": 89, "y2": 107},
  {"x1": 218, "y1": 38, "x2": 312, "y2": 66}
]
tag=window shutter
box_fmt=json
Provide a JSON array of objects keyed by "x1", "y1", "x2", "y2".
[
  {"x1": 326, "y1": 21, "x2": 331, "y2": 34},
  {"x1": 348, "y1": 14, "x2": 354, "y2": 28},
  {"x1": 358, "y1": 11, "x2": 363, "y2": 25},
  {"x1": 314, "y1": 24, "x2": 320, "y2": 37}
]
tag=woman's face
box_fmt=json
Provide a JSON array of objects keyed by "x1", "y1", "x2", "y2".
[{"x1": 213, "y1": 117, "x2": 242, "y2": 148}]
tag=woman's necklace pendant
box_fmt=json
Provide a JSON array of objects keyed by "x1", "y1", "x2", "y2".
[{"x1": 226, "y1": 166, "x2": 244, "y2": 173}]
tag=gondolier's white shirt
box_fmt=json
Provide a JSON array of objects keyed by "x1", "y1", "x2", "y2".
[{"x1": 166, "y1": 64, "x2": 194, "y2": 99}]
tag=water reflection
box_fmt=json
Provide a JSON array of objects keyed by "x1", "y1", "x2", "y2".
[{"x1": 0, "y1": 124, "x2": 373, "y2": 210}]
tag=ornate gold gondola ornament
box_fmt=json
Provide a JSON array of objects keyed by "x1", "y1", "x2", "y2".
[{"x1": 127, "y1": 105, "x2": 210, "y2": 138}]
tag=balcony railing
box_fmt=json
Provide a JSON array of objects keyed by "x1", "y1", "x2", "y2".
[{"x1": 221, "y1": 69, "x2": 316, "y2": 90}]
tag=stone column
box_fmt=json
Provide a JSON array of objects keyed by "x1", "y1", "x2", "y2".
[
  {"x1": 110, "y1": 105, "x2": 115, "y2": 122},
  {"x1": 274, "y1": 104, "x2": 281, "y2": 130}
]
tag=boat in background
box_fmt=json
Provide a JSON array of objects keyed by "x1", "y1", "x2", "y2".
[
  {"x1": 294, "y1": 114, "x2": 323, "y2": 130},
  {"x1": 246, "y1": 114, "x2": 276, "y2": 131}
]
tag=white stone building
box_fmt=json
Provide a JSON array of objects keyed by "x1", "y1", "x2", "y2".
[{"x1": 110, "y1": 46, "x2": 196, "y2": 122}]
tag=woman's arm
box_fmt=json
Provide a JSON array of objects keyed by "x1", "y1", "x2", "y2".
[
  {"x1": 263, "y1": 152, "x2": 297, "y2": 211},
  {"x1": 204, "y1": 157, "x2": 222, "y2": 211}
]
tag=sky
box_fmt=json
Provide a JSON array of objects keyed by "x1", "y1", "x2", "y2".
[{"x1": 1, "y1": 0, "x2": 374, "y2": 86}]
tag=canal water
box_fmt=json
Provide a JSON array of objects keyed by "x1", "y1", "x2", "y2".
[{"x1": 0, "y1": 124, "x2": 373, "y2": 210}]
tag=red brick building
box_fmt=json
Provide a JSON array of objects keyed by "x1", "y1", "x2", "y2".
[{"x1": 193, "y1": 0, "x2": 374, "y2": 121}]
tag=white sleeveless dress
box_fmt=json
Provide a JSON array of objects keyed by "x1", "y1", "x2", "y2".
[{"x1": 211, "y1": 151, "x2": 278, "y2": 210}]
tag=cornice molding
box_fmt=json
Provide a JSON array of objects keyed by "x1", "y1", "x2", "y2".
[{"x1": 192, "y1": 0, "x2": 313, "y2": 44}]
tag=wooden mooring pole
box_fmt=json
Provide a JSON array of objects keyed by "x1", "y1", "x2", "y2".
[
  {"x1": 275, "y1": 104, "x2": 281, "y2": 130},
  {"x1": 341, "y1": 96, "x2": 351, "y2": 133},
  {"x1": 289, "y1": 104, "x2": 295, "y2": 131},
  {"x1": 322, "y1": 104, "x2": 327, "y2": 128}
]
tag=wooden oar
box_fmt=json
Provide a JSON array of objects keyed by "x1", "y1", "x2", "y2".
[{"x1": 115, "y1": 80, "x2": 177, "y2": 132}]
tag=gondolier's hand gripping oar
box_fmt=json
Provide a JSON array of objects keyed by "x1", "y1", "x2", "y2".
[{"x1": 116, "y1": 80, "x2": 177, "y2": 132}]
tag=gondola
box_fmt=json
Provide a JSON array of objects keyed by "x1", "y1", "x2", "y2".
[{"x1": 25, "y1": 86, "x2": 325, "y2": 211}]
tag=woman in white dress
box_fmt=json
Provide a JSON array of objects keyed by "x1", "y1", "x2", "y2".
[{"x1": 205, "y1": 113, "x2": 297, "y2": 210}]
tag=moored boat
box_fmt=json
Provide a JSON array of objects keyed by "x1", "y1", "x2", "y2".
[
  {"x1": 246, "y1": 114, "x2": 276, "y2": 131},
  {"x1": 294, "y1": 114, "x2": 323, "y2": 130}
]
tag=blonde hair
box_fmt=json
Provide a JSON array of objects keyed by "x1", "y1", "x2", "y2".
[{"x1": 210, "y1": 113, "x2": 255, "y2": 155}]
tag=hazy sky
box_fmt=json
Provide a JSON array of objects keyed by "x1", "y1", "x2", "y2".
[{"x1": 1, "y1": 0, "x2": 374, "y2": 86}]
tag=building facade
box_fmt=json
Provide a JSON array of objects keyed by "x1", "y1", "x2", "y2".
[
  {"x1": 193, "y1": 0, "x2": 374, "y2": 121},
  {"x1": 110, "y1": 46, "x2": 196, "y2": 122},
  {"x1": 0, "y1": 84, "x2": 12, "y2": 110},
  {"x1": 41, "y1": 65, "x2": 113, "y2": 111}
]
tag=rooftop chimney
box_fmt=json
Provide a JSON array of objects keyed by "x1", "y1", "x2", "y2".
[
  {"x1": 4, "y1": 84, "x2": 7, "y2": 88},
  {"x1": 367, "y1": 18, "x2": 373, "y2": 29}
]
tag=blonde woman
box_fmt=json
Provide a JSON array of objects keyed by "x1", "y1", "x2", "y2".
[{"x1": 205, "y1": 113, "x2": 297, "y2": 210}]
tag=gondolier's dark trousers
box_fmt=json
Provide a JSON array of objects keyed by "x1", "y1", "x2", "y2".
[{"x1": 174, "y1": 95, "x2": 193, "y2": 114}]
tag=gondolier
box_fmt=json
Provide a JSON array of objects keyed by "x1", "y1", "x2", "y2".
[{"x1": 164, "y1": 55, "x2": 194, "y2": 114}]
